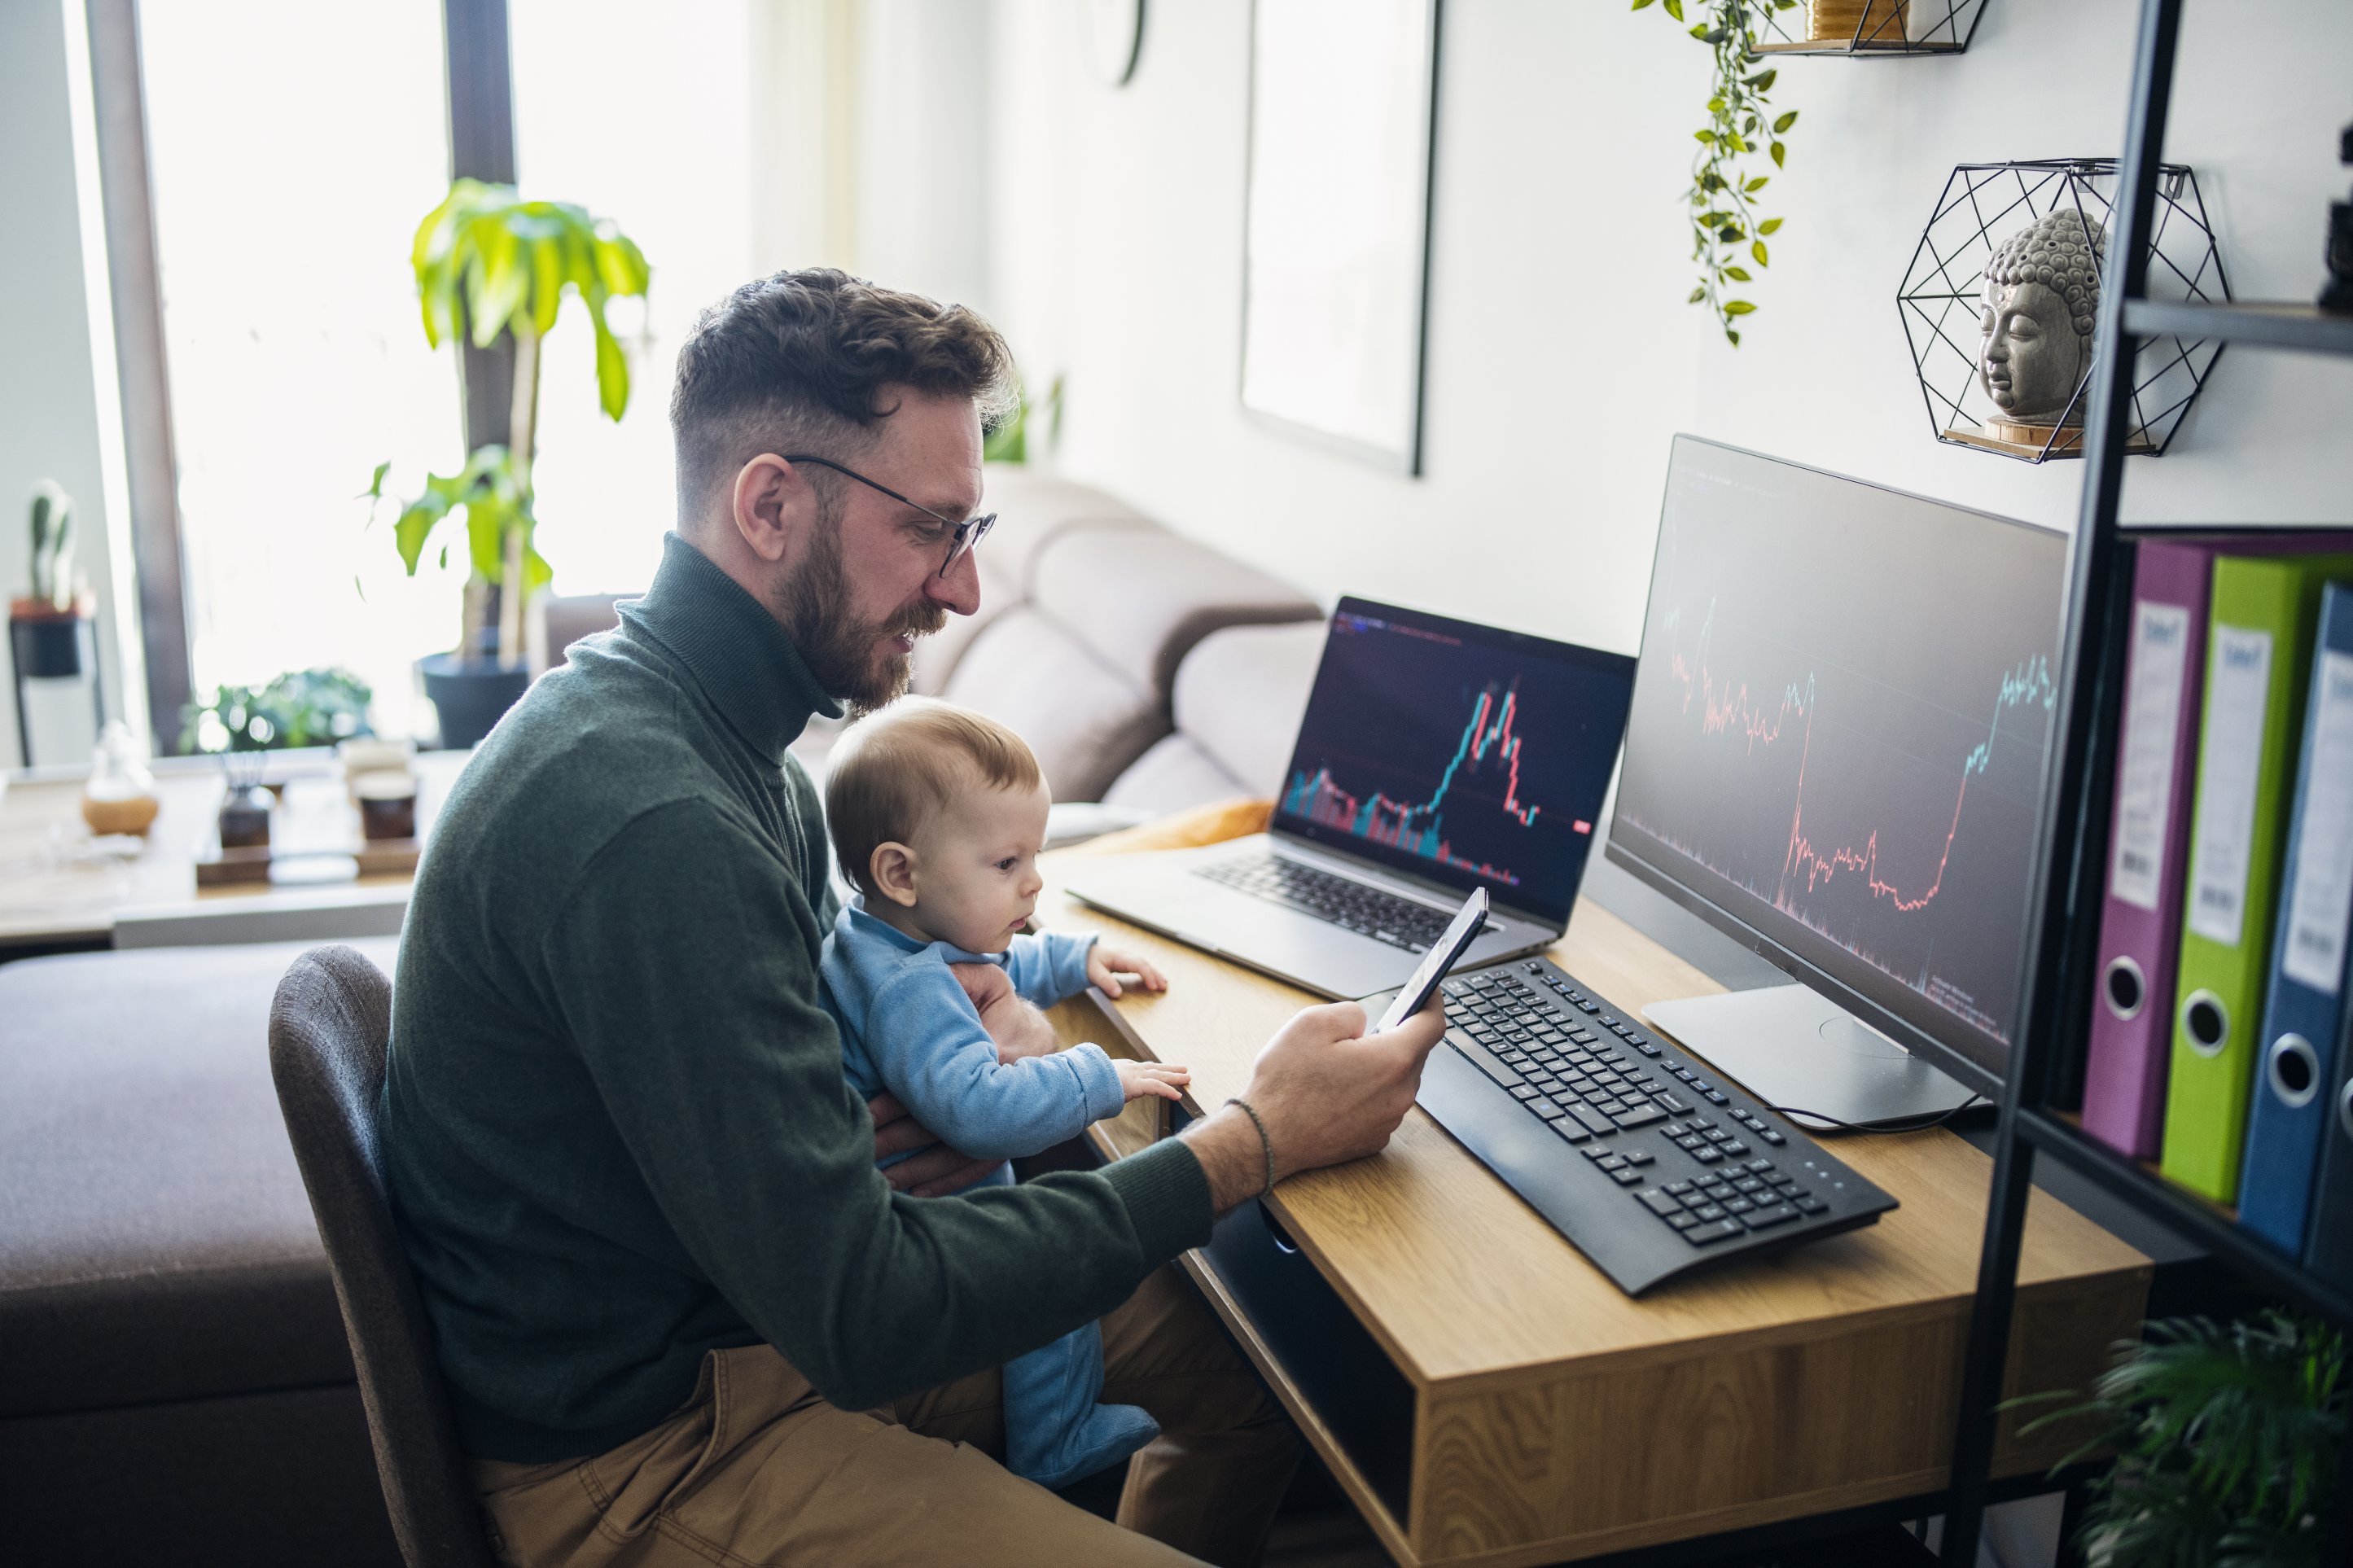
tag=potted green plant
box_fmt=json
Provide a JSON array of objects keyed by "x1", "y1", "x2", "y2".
[
  {"x1": 182, "y1": 667, "x2": 376, "y2": 848},
  {"x1": 366, "y1": 179, "x2": 650, "y2": 747},
  {"x1": 12, "y1": 481, "x2": 91, "y2": 680},
  {"x1": 2015, "y1": 1311, "x2": 2346, "y2": 1565}
]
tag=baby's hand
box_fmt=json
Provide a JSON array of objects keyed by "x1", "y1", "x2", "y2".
[
  {"x1": 1089, "y1": 944, "x2": 1169, "y2": 1000},
  {"x1": 1115, "y1": 1058, "x2": 1191, "y2": 1104}
]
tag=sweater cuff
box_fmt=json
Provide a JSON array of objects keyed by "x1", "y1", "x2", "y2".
[
  {"x1": 1069, "y1": 1042, "x2": 1127, "y2": 1123},
  {"x1": 1101, "y1": 1136, "x2": 1216, "y2": 1265}
]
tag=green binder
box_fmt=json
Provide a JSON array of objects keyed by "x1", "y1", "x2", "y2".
[{"x1": 2162, "y1": 553, "x2": 2353, "y2": 1202}]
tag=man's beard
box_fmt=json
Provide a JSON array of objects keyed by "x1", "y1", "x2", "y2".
[{"x1": 774, "y1": 508, "x2": 946, "y2": 716}]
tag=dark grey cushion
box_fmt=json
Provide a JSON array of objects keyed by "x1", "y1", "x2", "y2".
[{"x1": 0, "y1": 938, "x2": 394, "y2": 1417}]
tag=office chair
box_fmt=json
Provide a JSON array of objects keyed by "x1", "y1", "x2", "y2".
[{"x1": 269, "y1": 945, "x2": 499, "y2": 1568}]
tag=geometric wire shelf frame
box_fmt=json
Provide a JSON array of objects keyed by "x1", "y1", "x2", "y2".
[
  {"x1": 1898, "y1": 159, "x2": 2231, "y2": 462},
  {"x1": 1748, "y1": 0, "x2": 1988, "y2": 56}
]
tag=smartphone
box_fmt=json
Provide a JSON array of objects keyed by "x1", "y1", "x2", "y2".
[{"x1": 1374, "y1": 887, "x2": 1489, "y2": 1034}]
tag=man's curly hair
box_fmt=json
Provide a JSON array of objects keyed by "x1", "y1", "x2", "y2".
[{"x1": 670, "y1": 268, "x2": 1016, "y2": 521}]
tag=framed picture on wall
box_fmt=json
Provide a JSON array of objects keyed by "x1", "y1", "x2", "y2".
[{"x1": 1241, "y1": 0, "x2": 1441, "y2": 475}]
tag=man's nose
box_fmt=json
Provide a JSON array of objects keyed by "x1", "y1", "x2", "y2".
[{"x1": 927, "y1": 546, "x2": 983, "y2": 618}]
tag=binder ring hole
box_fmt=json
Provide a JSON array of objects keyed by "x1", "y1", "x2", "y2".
[
  {"x1": 2102, "y1": 956, "x2": 2146, "y2": 1021},
  {"x1": 2267, "y1": 1034, "x2": 2320, "y2": 1109},
  {"x1": 2182, "y1": 990, "x2": 2228, "y2": 1058}
]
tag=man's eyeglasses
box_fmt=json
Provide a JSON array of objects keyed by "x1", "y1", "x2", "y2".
[{"x1": 779, "y1": 455, "x2": 995, "y2": 580}]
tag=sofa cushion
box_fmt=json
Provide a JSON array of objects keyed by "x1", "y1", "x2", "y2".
[
  {"x1": 0, "y1": 938, "x2": 397, "y2": 1417},
  {"x1": 913, "y1": 466, "x2": 1157, "y2": 696},
  {"x1": 1168, "y1": 620, "x2": 1329, "y2": 796},
  {"x1": 941, "y1": 607, "x2": 1169, "y2": 802},
  {"x1": 1102, "y1": 735, "x2": 1252, "y2": 817},
  {"x1": 1028, "y1": 524, "x2": 1319, "y2": 702}
]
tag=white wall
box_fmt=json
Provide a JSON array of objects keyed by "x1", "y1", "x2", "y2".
[
  {"x1": 0, "y1": 0, "x2": 137, "y2": 767},
  {"x1": 986, "y1": 0, "x2": 2353, "y2": 657}
]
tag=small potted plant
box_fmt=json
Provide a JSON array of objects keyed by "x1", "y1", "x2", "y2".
[
  {"x1": 183, "y1": 668, "x2": 376, "y2": 848},
  {"x1": 11, "y1": 480, "x2": 93, "y2": 680},
  {"x1": 365, "y1": 179, "x2": 651, "y2": 747}
]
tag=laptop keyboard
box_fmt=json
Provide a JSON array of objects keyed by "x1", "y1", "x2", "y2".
[
  {"x1": 1197, "y1": 853, "x2": 1458, "y2": 953},
  {"x1": 1417, "y1": 957, "x2": 1898, "y2": 1293}
]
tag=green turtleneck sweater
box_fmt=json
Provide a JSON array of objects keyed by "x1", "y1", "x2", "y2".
[{"x1": 382, "y1": 533, "x2": 1214, "y2": 1461}]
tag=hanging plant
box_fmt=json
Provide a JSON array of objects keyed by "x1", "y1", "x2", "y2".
[{"x1": 1631, "y1": 0, "x2": 1802, "y2": 344}]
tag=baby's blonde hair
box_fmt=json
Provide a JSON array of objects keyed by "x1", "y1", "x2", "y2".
[{"x1": 825, "y1": 699, "x2": 1045, "y2": 897}]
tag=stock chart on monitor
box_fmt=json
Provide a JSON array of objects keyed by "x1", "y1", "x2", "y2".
[
  {"x1": 1609, "y1": 439, "x2": 2066, "y2": 1065},
  {"x1": 1275, "y1": 598, "x2": 1636, "y2": 923}
]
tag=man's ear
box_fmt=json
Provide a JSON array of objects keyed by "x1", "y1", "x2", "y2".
[
  {"x1": 869, "y1": 841, "x2": 921, "y2": 908},
  {"x1": 730, "y1": 454, "x2": 811, "y2": 563}
]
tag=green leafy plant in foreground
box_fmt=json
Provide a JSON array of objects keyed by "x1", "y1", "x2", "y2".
[
  {"x1": 366, "y1": 180, "x2": 651, "y2": 666},
  {"x1": 1631, "y1": 0, "x2": 1801, "y2": 344},
  {"x1": 2012, "y1": 1312, "x2": 2346, "y2": 1566}
]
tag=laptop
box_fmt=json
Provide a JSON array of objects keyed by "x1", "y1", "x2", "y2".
[{"x1": 1065, "y1": 597, "x2": 1637, "y2": 1000}]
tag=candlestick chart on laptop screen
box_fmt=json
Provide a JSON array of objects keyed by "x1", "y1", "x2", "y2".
[
  {"x1": 1607, "y1": 437, "x2": 2067, "y2": 1074},
  {"x1": 1275, "y1": 598, "x2": 1637, "y2": 926}
]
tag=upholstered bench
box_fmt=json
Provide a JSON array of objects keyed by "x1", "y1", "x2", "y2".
[{"x1": 0, "y1": 939, "x2": 402, "y2": 1567}]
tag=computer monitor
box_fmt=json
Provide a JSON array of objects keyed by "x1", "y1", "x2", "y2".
[
  {"x1": 1277, "y1": 597, "x2": 1637, "y2": 928},
  {"x1": 1606, "y1": 436, "x2": 2068, "y2": 1101}
]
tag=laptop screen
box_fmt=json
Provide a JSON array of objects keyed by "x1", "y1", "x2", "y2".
[{"x1": 1273, "y1": 597, "x2": 1637, "y2": 926}]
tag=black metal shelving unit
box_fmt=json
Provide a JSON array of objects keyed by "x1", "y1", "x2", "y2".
[{"x1": 1938, "y1": 1, "x2": 2353, "y2": 1561}]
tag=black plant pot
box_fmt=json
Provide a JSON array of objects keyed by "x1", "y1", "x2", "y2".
[{"x1": 419, "y1": 654, "x2": 531, "y2": 749}]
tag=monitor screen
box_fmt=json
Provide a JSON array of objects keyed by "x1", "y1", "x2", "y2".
[
  {"x1": 1606, "y1": 437, "x2": 2067, "y2": 1083},
  {"x1": 1275, "y1": 597, "x2": 1637, "y2": 926}
]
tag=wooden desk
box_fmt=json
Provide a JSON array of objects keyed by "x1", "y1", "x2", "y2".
[
  {"x1": 1043, "y1": 808, "x2": 2148, "y2": 1567},
  {"x1": 0, "y1": 750, "x2": 466, "y2": 951}
]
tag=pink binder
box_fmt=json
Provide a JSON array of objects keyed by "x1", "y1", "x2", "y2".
[
  {"x1": 2083, "y1": 540, "x2": 2214, "y2": 1157},
  {"x1": 2082, "y1": 532, "x2": 2353, "y2": 1156}
]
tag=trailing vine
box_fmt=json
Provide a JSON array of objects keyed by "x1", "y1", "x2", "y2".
[{"x1": 1632, "y1": 0, "x2": 1802, "y2": 344}]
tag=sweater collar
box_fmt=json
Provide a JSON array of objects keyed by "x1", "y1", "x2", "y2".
[
  {"x1": 623, "y1": 533, "x2": 843, "y2": 760},
  {"x1": 843, "y1": 896, "x2": 1006, "y2": 966}
]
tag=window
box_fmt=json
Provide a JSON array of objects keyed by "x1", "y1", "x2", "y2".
[
  {"x1": 138, "y1": 0, "x2": 463, "y2": 740},
  {"x1": 509, "y1": 0, "x2": 756, "y2": 595}
]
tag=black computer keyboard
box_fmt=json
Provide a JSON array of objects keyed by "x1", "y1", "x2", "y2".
[
  {"x1": 1409, "y1": 957, "x2": 1898, "y2": 1294},
  {"x1": 1196, "y1": 853, "x2": 1455, "y2": 953}
]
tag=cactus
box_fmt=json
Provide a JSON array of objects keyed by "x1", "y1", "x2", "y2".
[{"x1": 28, "y1": 481, "x2": 75, "y2": 611}]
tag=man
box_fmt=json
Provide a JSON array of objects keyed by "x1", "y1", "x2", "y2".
[{"x1": 383, "y1": 268, "x2": 1446, "y2": 1567}]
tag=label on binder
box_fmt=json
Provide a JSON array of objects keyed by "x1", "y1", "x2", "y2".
[
  {"x1": 2188, "y1": 625, "x2": 2273, "y2": 948},
  {"x1": 2281, "y1": 650, "x2": 2353, "y2": 992},
  {"x1": 2111, "y1": 602, "x2": 2193, "y2": 911}
]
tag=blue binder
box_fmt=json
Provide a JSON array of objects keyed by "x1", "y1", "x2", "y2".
[{"x1": 2241, "y1": 584, "x2": 2353, "y2": 1252}]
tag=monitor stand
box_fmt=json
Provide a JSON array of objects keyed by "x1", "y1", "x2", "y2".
[{"x1": 1641, "y1": 985, "x2": 1978, "y2": 1129}]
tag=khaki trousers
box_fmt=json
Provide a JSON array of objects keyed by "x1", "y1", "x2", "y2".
[{"x1": 471, "y1": 1266, "x2": 1303, "y2": 1568}]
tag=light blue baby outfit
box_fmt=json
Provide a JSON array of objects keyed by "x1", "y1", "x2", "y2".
[{"x1": 821, "y1": 897, "x2": 1159, "y2": 1488}]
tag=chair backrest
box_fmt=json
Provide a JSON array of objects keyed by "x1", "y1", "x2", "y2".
[{"x1": 268, "y1": 945, "x2": 498, "y2": 1568}]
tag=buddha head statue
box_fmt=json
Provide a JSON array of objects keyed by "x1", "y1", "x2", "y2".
[{"x1": 1978, "y1": 208, "x2": 2108, "y2": 425}]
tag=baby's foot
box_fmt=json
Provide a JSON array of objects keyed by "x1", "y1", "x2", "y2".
[{"x1": 1022, "y1": 1401, "x2": 1159, "y2": 1491}]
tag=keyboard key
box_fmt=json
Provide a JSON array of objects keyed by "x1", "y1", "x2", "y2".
[
  {"x1": 1721, "y1": 1140, "x2": 1751, "y2": 1157},
  {"x1": 1702, "y1": 1183, "x2": 1737, "y2": 1201},
  {"x1": 1682, "y1": 1219, "x2": 1743, "y2": 1246},
  {"x1": 1693, "y1": 1204, "x2": 1726, "y2": 1222},
  {"x1": 1664, "y1": 1180, "x2": 1694, "y2": 1196},
  {"x1": 1568, "y1": 1104, "x2": 1615, "y2": 1136},
  {"x1": 1549, "y1": 1119, "x2": 1592, "y2": 1144},
  {"x1": 1761, "y1": 1130, "x2": 1786, "y2": 1145},
  {"x1": 1509, "y1": 1084, "x2": 1539, "y2": 1102},
  {"x1": 1612, "y1": 1104, "x2": 1667, "y2": 1129},
  {"x1": 1723, "y1": 1197, "x2": 1755, "y2": 1215},
  {"x1": 1622, "y1": 1150, "x2": 1656, "y2": 1167},
  {"x1": 1746, "y1": 1158, "x2": 1774, "y2": 1174},
  {"x1": 1746, "y1": 1203, "x2": 1801, "y2": 1228},
  {"x1": 1637, "y1": 1188, "x2": 1682, "y2": 1219},
  {"x1": 1794, "y1": 1196, "x2": 1826, "y2": 1214},
  {"x1": 1527, "y1": 1098, "x2": 1566, "y2": 1121},
  {"x1": 1610, "y1": 1168, "x2": 1643, "y2": 1186},
  {"x1": 1595, "y1": 1154, "x2": 1626, "y2": 1172},
  {"x1": 1706, "y1": 1092, "x2": 1731, "y2": 1106},
  {"x1": 1692, "y1": 1147, "x2": 1723, "y2": 1163},
  {"x1": 1733, "y1": 1177, "x2": 1765, "y2": 1195},
  {"x1": 1451, "y1": 1040, "x2": 1526, "y2": 1090}
]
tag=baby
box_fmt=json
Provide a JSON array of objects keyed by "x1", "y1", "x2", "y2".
[{"x1": 819, "y1": 699, "x2": 1189, "y2": 1489}]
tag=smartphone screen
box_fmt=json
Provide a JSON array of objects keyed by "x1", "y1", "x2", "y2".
[{"x1": 1374, "y1": 888, "x2": 1488, "y2": 1034}]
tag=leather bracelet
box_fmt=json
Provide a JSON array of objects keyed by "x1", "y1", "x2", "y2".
[{"x1": 1225, "y1": 1097, "x2": 1276, "y2": 1198}]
